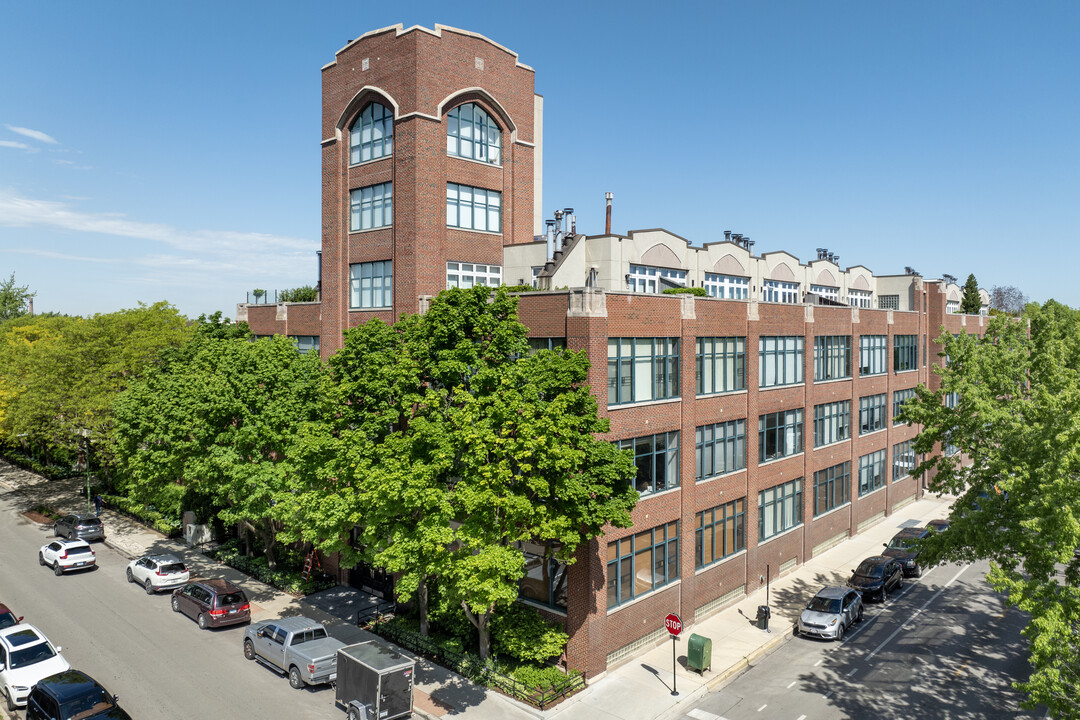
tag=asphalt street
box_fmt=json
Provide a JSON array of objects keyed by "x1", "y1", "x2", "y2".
[
  {"x1": 678, "y1": 559, "x2": 1043, "y2": 720},
  {"x1": 0, "y1": 493, "x2": 339, "y2": 720}
]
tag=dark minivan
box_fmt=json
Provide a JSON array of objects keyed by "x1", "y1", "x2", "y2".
[
  {"x1": 883, "y1": 526, "x2": 932, "y2": 577},
  {"x1": 26, "y1": 669, "x2": 131, "y2": 720},
  {"x1": 848, "y1": 555, "x2": 904, "y2": 602},
  {"x1": 172, "y1": 579, "x2": 251, "y2": 629},
  {"x1": 53, "y1": 515, "x2": 105, "y2": 542}
]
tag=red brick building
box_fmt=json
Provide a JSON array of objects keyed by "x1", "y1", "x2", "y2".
[{"x1": 240, "y1": 24, "x2": 988, "y2": 679}]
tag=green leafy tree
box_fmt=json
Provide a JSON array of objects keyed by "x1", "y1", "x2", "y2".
[
  {"x1": 278, "y1": 286, "x2": 319, "y2": 303},
  {"x1": 0, "y1": 273, "x2": 35, "y2": 321},
  {"x1": 902, "y1": 303, "x2": 1080, "y2": 719},
  {"x1": 960, "y1": 273, "x2": 982, "y2": 314},
  {"x1": 194, "y1": 311, "x2": 252, "y2": 340}
]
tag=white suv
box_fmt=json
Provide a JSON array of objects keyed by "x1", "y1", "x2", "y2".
[
  {"x1": 126, "y1": 554, "x2": 190, "y2": 594},
  {"x1": 38, "y1": 539, "x2": 96, "y2": 576},
  {"x1": 0, "y1": 624, "x2": 69, "y2": 710}
]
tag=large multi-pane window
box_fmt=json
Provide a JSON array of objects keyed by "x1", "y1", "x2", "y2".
[
  {"x1": 858, "y1": 450, "x2": 886, "y2": 495},
  {"x1": 759, "y1": 478, "x2": 803, "y2": 541},
  {"x1": 859, "y1": 335, "x2": 887, "y2": 376},
  {"x1": 606, "y1": 522, "x2": 679, "y2": 609},
  {"x1": 859, "y1": 394, "x2": 887, "y2": 434},
  {"x1": 813, "y1": 400, "x2": 851, "y2": 447},
  {"x1": 349, "y1": 260, "x2": 393, "y2": 309},
  {"x1": 695, "y1": 420, "x2": 746, "y2": 481},
  {"x1": 607, "y1": 338, "x2": 680, "y2": 406},
  {"x1": 893, "y1": 440, "x2": 916, "y2": 481},
  {"x1": 814, "y1": 335, "x2": 852, "y2": 381},
  {"x1": 696, "y1": 337, "x2": 745, "y2": 395},
  {"x1": 704, "y1": 273, "x2": 749, "y2": 299},
  {"x1": 848, "y1": 289, "x2": 872, "y2": 308},
  {"x1": 763, "y1": 280, "x2": 800, "y2": 303},
  {"x1": 446, "y1": 262, "x2": 501, "y2": 289},
  {"x1": 447, "y1": 183, "x2": 501, "y2": 233},
  {"x1": 350, "y1": 102, "x2": 393, "y2": 164},
  {"x1": 350, "y1": 182, "x2": 392, "y2": 231},
  {"x1": 527, "y1": 337, "x2": 566, "y2": 353},
  {"x1": 447, "y1": 103, "x2": 501, "y2": 164},
  {"x1": 290, "y1": 335, "x2": 320, "y2": 354},
  {"x1": 696, "y1": 499, "x2": 745, "y2": 569},
  {"x1": 518, "y1": 541, "x2": 567, "y2": 610},
  {"x1": 627, "y1": 264, "x2": 686, "y2": 293},
  {"x1": 615, "y1": 432, "x2": 680, "y2": 496},
  {"x1": 759, "y1": 336, "x2": 804, "y2": 388},
  {"x1": 759, "y1": 409, "x2": 803, "y2": 463},
  {"x1": 810, "y1": 284, "x2": 839, "y2": 302},
  {"x1": 813, "y1": 462, "x2": 850, "y2": 516},
  {"x1": 878, "y1": 295, "x2": 899, "y2": 310},
  {"x1": 894, "y1": 334, "x2": 918, "y2": 372},
  {"x1": 893, "y1": 388, "x2": 916, "y2": 425}
]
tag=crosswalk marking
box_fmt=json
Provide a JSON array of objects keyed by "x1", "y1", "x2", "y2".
[{"x1": 686, "y1": 709, "x2": 724, "y2": 720}]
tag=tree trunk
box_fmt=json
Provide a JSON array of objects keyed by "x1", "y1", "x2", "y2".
[
  {"x1": 462, "y1": 601, "x2": 493, "y2": 660},
  {"x1": 418, "y1": 578, "x2": 430, "y2": 636}
]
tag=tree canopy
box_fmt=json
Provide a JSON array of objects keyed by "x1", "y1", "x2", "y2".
[
  {"x1": 0, "y1": 272, "x2": 35, "y2": 321},
  {"x1": 902, "y1": 302, "x2": 1080, "y2": 719},
  {"x1": 990, "y1": 284, "x2": 1030, "y2": 316},
  {"x1": 960, "y1": 273, "x2": 982, "y2": 314}
]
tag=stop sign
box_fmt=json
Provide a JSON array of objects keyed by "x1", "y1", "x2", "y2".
[{"x1": 665, "y1": 613, "x2": 682, "y2": 636}]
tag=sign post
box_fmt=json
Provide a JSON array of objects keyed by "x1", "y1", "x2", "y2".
[{"x1": 665, "y1": 613, "x2": 682, "y2": 696}]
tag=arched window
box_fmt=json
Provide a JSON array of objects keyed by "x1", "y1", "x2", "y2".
[
  {"x1": 447, "y1": 103, "x2": 501, "y2": 164},
  {"x1": 350, "y1": 102, "x2": 393, "y2": 164}
]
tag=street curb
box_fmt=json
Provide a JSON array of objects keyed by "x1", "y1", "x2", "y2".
[
  {"x1": 704, "y1": 629, "x2": 789, "y2": 691},
  {"x1": 102, "y1": 537, "x2": 137, "y2": 560}
]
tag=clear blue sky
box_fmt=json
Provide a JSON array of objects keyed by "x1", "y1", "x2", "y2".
[{"x1": 2, "y1": 1, "x2": 1077, "y2": 318}]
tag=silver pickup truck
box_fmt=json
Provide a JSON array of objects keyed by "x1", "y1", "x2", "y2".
[{"x1": 243, "y1": 616, "x2": 346, "y2": 689}]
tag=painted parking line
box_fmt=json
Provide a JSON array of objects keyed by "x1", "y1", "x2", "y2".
[
  {"x1": 865, "y1": 564, "x2": 971, "y2": 661},
  {"x1": 757, "y1": 703, "x2": 768, "y2": 712},
  {"x1": 786, "y1": 680, "x2": 797, "y2": 689},
  {"x1": 686, "y1": 709, "x2": 724, "y2": 720},
  {"x1": 840, "y1": 561, "x2": 941, "y2": 644},
  {"x1": 814, "y1": 659, "x2": 823, "y2": 667}
]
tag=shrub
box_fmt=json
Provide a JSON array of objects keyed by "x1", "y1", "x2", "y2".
[
  {"x1": 279, "y1": 285, "x2": 319, "y2": 303},
  {"x1": 101, "y1": 494, "x2": 182, "y2": 537},
  {"x1": 500, "y1": 284, "x2": 535, "y2": 293},
  {"x1": 662, "y1": 286, "x2": 707, "y2": 297},
  {"x1": 508, "y1": 664, "x2": 580, "y2": 691},
  {"x1": 491, "y1": 603, "x2": 568, "y2": 663}
]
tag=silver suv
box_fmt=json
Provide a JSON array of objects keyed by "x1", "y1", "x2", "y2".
[{"x1": 796, "y1": 586, "x2": 864, "y2": 641}]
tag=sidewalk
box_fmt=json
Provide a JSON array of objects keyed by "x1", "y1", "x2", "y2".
[{"x1": 0, "y1": 459, "x2": 951, "y2": 720}]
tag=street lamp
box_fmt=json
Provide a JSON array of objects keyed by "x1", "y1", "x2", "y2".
[{"x1": 77, "y1": 428, "x2": 92, "y2": 514}]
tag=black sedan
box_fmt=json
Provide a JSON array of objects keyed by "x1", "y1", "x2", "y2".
[{"x1": 848, "y1": 555, "x2": 904, "y2": 602}]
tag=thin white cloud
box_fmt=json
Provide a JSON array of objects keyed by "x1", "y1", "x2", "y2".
[
  {"x1": 6, "y1": 125, "x2": 58, "y2": 144},
  {"x1": 0, "y1": 140, "x2": 31, "y2": 149}
]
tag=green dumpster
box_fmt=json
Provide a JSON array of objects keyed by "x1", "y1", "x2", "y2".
[{"x1": 686, "y1": 633, "x2": 712, "y2": 674}]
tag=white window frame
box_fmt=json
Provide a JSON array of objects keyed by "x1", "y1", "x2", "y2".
[
  {"x1": 446, "y1": 262, "x2": 502, "y2": 289},
  {"x1": 704, "y1": 273, "x2": 749, "y2": 299},
  {"x1": 627, "y1": 264, "x2": 686, "y2": 293},
  {"x1": 763, "y1": 279, "x2": 799, "y2": 304},
  {"x1": 848, "y1": 289, "x2": 872, "y2": 308},
  {"x1": 810, "y1": 284, "x2": 839, "y2": 302}
]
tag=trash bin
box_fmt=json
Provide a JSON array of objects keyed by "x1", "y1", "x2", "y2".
[
  {"x1": 686, "y1": 633, "x2": 712, "y2": 674},
  {"x1": 756, "y1": 605, "x2": 771, "y2": 631}
]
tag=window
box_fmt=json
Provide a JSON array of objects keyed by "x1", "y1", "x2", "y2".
[
  {"x1": 447, "y1": 183, "x2": 501, "y2": 232},
  {"x1": 695, "y1": 420, "x2": 746, "y2": 481},
  {"x1": 878, "y1": 294, "x2": 899, "y2": 310},
  {"x1": 606, "y1": 522, "x2": 679, "y2": 609},
  {"x1": 289, "y1": 335, "x2": 320, "y2": 353},
  {"x1": 893, "y1": 388, "x2": 916, "y2": 425},
  {"x1": 814, "y1": 335, "x2": 852, "y2": 381},
  {"x1": 858, "y1": 450, "x2": 886, "y2": 495},
  {"x1": 696, "y1": 499, "x2": 745, "y2": 569},
  {"x1": 527, "y1": 338, "x2": 565, "y2": 352},
  {"x1": 627, "y1": 264, "x2": 686, "y2": 293},
  {"x1": 696, "y1": 337, "x2": 746, "y2": 395},
  {"x1": 946, "y1": 300, "x2": 960, "y2": 314},
  {"x1": 446, "y1": 262, "x2": 501, "y2": 289},
  {"x1": 810, "y1": 284, "x2": 839, "y2": 302},
  {"x1": 759, "y1": 336, "x2": 804, "y2": 388},
  {"x1": 519, "y1": 541, "x2": 567, "y2": 610},
  {"x1": 848, "y1": 289, "x2": 872, "y2": 308},
  {"x1": 813, "y1": 400, "x2": 851, "y2": 447},
  {"x1": 350, "y1": 102, "x2": 393, "y2": 164},
  {"x1": 350, "y1": 182, "x2": 392, "y2": 231},
  {"x1": 763, "y1": 279, "x2": 800, "y2": 303},
  {"x1": 894, "y1": 334, "x2": 918, "y2": 372},
  {"x1": 615, "y1": 432, "x2": 680, "y2": 496},
  {"x1": 859, "y1": 335, "x2": 886, "y2": 376},
  {"x1": 704, "y1": 273, "x2": 749, "y2": 299},
  {"x1": 859, "y1": 394, "x2": 886, "y2": 434},
  {"x1": 607, "y1": 338, "x2": 680, "y2": 405},
  {"x1": 447, "y1": 103, "x2": 501, "y2": 164},
  {"x1": 893, "y1": 440, "x2": 915, "y2": 481},
  {"x1": 759, "y1": 408, "x2": 803, "y2": 463},
  {"x1": 350, "y1": 260, "x2": 393, "y2": 309},
  {"x1": 759, "y1": 478, "x2": 803, "y2": 540},
  {"x1": 814, "y1": 461, "x2": 850, "y2": 516}
]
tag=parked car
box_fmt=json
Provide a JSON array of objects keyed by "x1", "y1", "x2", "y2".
[
  {"x1": 0, "y1": 624, "x2": 70, "y2": 711},
  {"x1": 52, "y1": 514, "x2": 105, "y2": 542},
  {"x1": 38, "y1": 539, "x2": 96, "y2": 576},
  {"x1": 126, "y1": 554, "x2": 190, "y2": 595},
  {"x1": 848, "y1": 556, "x2": 904, "y2": 602},
  {"x1": 25, "y1": 669, "x2": 131, "y2": 720},
  {"x1": 796, "y1": 586, "x2": 864, "y2": 641},
  {"x1": 243, "y1": 616, "x2": 346, "y2": 689},
  {"x1": 171, "y1": 580, "x2": 250, "y2": 629},
  {"x1": 0, "y1": 604, "x2": 22, "y2": 631},
  {"x1": 883, "y1": 526, "x2": 932, "y2": 577},
  {"x1": 926, "y1": 518, "x2": 950, "y2": 534}
]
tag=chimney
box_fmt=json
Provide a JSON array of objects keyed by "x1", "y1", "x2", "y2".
[
  {"x1": 605, "y1": 192, "x2": 613, "y2": 235},
  {"x1": 724, "y1": 230, "x2": 732, "y2": 242}
]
